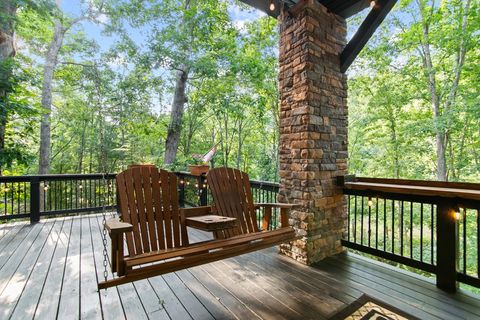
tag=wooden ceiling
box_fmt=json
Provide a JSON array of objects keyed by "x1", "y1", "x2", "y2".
[{"x1": 238, "y1": 0, "x2": 370, "y2": 19}]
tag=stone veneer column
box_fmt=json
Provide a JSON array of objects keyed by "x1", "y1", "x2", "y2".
[{"x1": 278, "y1": 0, "x2": 348, "y2": 264}]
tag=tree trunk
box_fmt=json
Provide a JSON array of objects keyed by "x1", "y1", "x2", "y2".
[
  {"x1": 0, "y1": 1, "x2": 17, "y2": 175},
  {"x1": 418, "y1": 2, "x2": 446, "y2": 181},
  {"x1": 236, "y1": 120, "x2": 243, "y2": 169},
  {"x1": 164, "y1": 68, "x2": 188, "y2": 165},
  {"x1": 39, "y1": 20, "x2": 65, "y2": 174},
  {"x1": 77, "y1": 120, "x2": 87, "y2": 173}
]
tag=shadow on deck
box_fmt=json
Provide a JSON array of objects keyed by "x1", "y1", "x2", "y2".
[{"x1": 0, "y1": 214, "x2": 479, "y2": 319}]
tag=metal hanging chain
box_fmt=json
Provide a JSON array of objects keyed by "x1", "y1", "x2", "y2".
[{"x1": 93, "y1": 64, "x2": 111, "y2": 285}]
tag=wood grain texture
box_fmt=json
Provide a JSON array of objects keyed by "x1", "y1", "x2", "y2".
[{"x1": 1, "y1": 214, "x2": 479, "y2": 320}]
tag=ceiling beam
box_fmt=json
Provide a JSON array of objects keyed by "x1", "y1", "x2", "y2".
[
  {"x1": 237, "y1": 0, "x2": 283, "y2": 18},
  {"x1": 340, "y1": 0, "x2": 398, "y2": 73}
]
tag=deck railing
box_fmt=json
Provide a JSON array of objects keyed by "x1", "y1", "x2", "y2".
[
  {"x1": 2, "y1": 172, "x2": 478, "y2": 291},
  {"x1": 339, "y1": 176, "x2": 480, "y2": 291},
  {"x1": 0, "y1": 172, "x2": 280, "y2": 228},
  {"x1": 0, "y1": 174, "x2": 117, "y2": 223}
]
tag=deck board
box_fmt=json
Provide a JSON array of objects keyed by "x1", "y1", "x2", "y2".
[
  {"x1": 10, "y1": 218, "x2": 65, "y2": 319},
  {"x1": 34, "y1": 218, "x2": 73, "y2": 319},
  {"x1": 1, "y1": 214, "x2": 479, "y2": 320}
]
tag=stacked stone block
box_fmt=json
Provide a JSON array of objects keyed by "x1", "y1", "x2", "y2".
[{"x1": 278, "y1": 0, "x2": 348, "y2": 264}]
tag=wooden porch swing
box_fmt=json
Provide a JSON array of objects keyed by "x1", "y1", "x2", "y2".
[{"x1": 98, "y1": 165, "x2": 297, "y2": 289}]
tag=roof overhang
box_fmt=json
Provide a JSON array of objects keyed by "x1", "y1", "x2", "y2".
[
  {"x1": 237, "y1": 0, "x2": 398, "y2": 72},
  {"x1": 238, "y1": 0, "x2": 370, "y2": 19}
]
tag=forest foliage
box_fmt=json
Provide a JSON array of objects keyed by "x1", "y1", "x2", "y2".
[{"x1": 0, "y1": 0, "x2": 478, "y2": 183}]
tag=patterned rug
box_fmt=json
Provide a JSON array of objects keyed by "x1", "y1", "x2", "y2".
[{"x1": 329, "y1": 294, "x2": 420, "y2": 320}]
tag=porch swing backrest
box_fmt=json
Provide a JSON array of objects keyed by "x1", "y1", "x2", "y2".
[
  {"x1": 207, "y1": 167, "x2": 260, "y2": 237},
  {"x1": 116, "y1": 166, "x2": 189, "y2": 256}
]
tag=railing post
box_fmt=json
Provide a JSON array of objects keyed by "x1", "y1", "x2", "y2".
[
  {"x1": 198, "y1": 174, "x2": 208, "y2": 206},
  {"x1": 30, "y1": 177, "x2": 41, "y2": 224},
  {"x1": 436, "y1": 201, "x2": 459, "y2": 292}
]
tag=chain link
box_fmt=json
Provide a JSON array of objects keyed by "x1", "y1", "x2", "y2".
[{"x1": 101, "y1": 173, "x2": 109, "y2": 283}]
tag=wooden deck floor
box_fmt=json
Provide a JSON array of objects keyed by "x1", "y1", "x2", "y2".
[{"x1": 0, "y1": 214, "x2": 479, "y2": 320}]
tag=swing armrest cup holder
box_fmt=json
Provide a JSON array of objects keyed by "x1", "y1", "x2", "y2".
[{"x1": 105, "y1": 218, "x2": 133, "y2": 236}]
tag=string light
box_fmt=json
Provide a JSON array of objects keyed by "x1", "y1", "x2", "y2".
[
  {"x1": 44, "y1": 185, "x2": 49, "y2": 191},
  {"x1": 269, "y1": 0, "x2": 275, "y2": 11},
  {"x1": 367, "y1": 197, "x2": 373, "y2": 207},
  {"x1": 370, "y1": 0, "x2": 376, "y2": 9},
  {"x1": 453, "y1": 209, "x2": 462, "y2": 221}
]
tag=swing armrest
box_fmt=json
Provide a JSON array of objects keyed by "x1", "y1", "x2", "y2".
[
  {"x1": 181, "y1": 206, "x2": 214, "y2": 218},
  {"x1": 105, "y1": 218, "x2": 133, "y2": 236}
]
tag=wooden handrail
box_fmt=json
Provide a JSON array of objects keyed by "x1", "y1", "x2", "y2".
[{"x1": 344, "y1": 181, "x2": 480, "y2": 201}]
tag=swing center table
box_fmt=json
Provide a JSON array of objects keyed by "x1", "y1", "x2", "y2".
[{"x1": 186, "y1": 215, "x2": 237, "y2": 232}]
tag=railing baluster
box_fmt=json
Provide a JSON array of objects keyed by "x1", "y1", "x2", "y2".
[
  {"x1": 410, "y1": 201, "x2": 413, "y2": 259},
  {"x1": 347, "y1": 195, "x2": 350, "y2": 242},
  {"x1": 361, "y1": 196, "x2": 364, "y2": 245},
  {"x1": 431, "y1": 204, "x2": 434, "y2": 265},
  {"x1": 17, "y1": 183, "x2": 21, "y2": 215},
  {"x1": 4, "y1": 182, "x2": 7, "y2": 216},
  {"x1": 477, "y1": 209, "x2": 479, "y2": 278},
  {"x1": 463, "y1": 208, "x2": 467, "y2": 274},
  {"x1": 375, "y1": 197, "x2": 378, "y2": 249},
  {"x1": 383, "y1": 198, "x2": 386, "y2": 251},
  {"x1": 400, "y1": 201, "x2": 404, "y2": 257},
  {"x1": 420, "y1": 203, "x2": 424, "y2": 262},
  {"x1": 367, "y1": 198, "x2": 372, "y2": 247},
  {"x1": 392, "y1": 200, "x2": 395, "y2": 254},
  {"x1": 24, "y1": 182, "x2": 27, "y2": 214},
  {"x1": 354, "y1": 195, "x2": 357, "y2": 243}
]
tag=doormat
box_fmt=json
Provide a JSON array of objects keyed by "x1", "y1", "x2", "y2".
[{"x1": 329, "y1": 294, "x2": 420, "y2": 320}]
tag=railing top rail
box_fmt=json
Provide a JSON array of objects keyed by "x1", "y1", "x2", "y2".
[
  {"x1": 343, "y1": 179, "x2": 480, "y2": 202},
  {"x1": 174, "y1": 171, "x2": 280, "y2": 188},
  {"x1": 0, "y1": 173, "x2": 117, "y2": 182},
  {"x1": 355, "y1": 177, "x2": 480, "y2": 191}
]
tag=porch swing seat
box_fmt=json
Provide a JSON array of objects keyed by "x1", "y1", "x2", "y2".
[{"x1": 98, "y1": 165, "x2": 297, "y2": 289}]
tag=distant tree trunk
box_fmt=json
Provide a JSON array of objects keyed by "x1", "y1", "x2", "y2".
[
  {"x1": 210, "y1": 129, "x2": 216, "y2": 168},
  {"x1": 0, "y1": 1, "x2": 17, "y2": 175},
  {"x1": 163, "y1": 0, "x2": 192, "y2": 166},
  {"x1": 164, "y1": 68, "x2": 188, "y2": 165},
  {"x1": 417, "y1": 0, "x2": 471, "y2": 181},
  {"x1": 39, "y1": 20, "x2": 65, "y2": 174},
  {"x1": 77, "y1": 120, "x2": 87, "y2": 173},
  {"x1": 386, "y1": 107, "x2": 400, "y2": 178},
  {"x1": 236, "y1": 120, "x2": 243, "y2": 169}
]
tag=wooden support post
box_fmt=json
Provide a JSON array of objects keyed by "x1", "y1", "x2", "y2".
[
  {"x1": 436, "y1": 201, "x2": 458, "y2": 292},
  {"x1": 280, "y1": 207, "x2": 289, "y2": 229},
  {"x1": 262, "y1": 206, "x2": 272, "y2": 231},
  {"x1": 116, "y1": 234, "x2": 125, "y2": 276},
  {"x1": 111, "y1": 233, "x2": 118, "y2": 273},
  {"x1": 30, "y1": 177, "x2": 41, "y2": 224}
]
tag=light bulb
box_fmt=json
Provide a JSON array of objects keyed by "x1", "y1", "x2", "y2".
[
  {"x1": 269, "y1": 0, "x2": 275, "y2": 11},
  {"x1": 453, "y1": 210, "x2": 461, "y2": 220},
  {"x1": 367, "y1": 198, "x2": 373, "y2": 207},
  {"x1": 370, "y1": 0, "x2": 376, "y2": 9}
]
